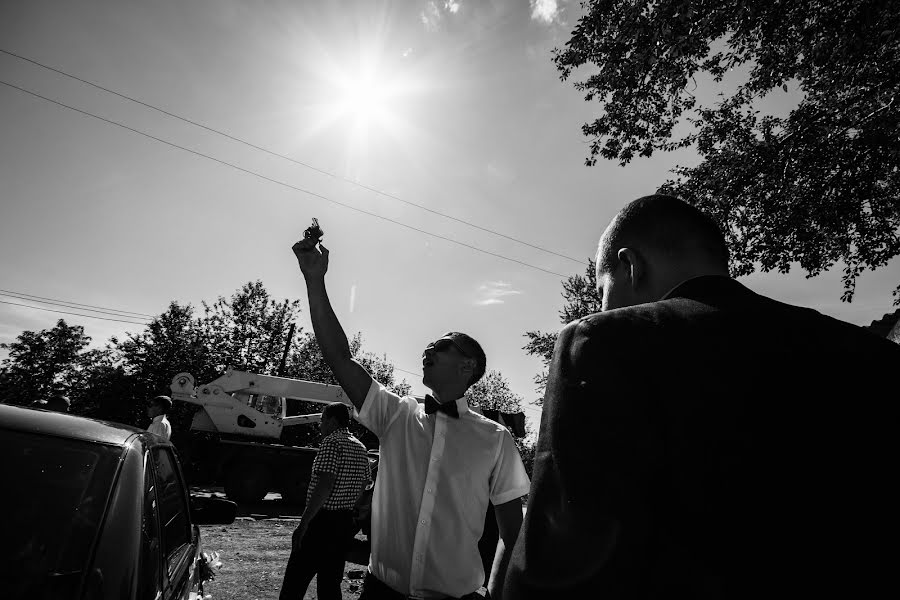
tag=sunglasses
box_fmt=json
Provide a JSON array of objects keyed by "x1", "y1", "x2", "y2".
[{"x1": 424, "y1": 337, "x2": 471, "y2": 358}]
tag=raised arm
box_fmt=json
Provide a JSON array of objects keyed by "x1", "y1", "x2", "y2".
[{"x1": 292, "y1": 238, "x2": 373, "y2": 412}]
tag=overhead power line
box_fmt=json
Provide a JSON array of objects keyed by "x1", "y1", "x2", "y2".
[
  {"x1": 0, "y1": 299, "x2": 148, "y2": 325},
  {"x1": 0, "y1": 78, "x2": 571, "y2": 278},
  {"x1": 0, "y1": 291, "x2": 151, "y2": 321},
  {"x1": 0, "y1": 48, "x2": 585, "y2": 266},
  {"x1": 0, "y1": 288, "x2": 154, "y2": 318},
  {"x1": 393, "y1": 366, "x2": 424, "y2": 380}
]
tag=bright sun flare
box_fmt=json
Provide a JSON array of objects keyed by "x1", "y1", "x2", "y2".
[
  {"x1": 335, "y1": 73, "x2": 391, "y2": 126},
  {"x1": 333, "y1": 68, "x2": 398, "y2": 131},
  {"x1": 307, "y1": 45, "x2": 429, "y2": 163}
]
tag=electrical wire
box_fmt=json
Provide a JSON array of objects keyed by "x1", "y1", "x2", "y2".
[
  {"x1": 0, "y1": 78, "x2": 571, "y2": 279},
  {"x1": 0, "y1": 48, "x2": 585, "y2": 266},
  {"x1": 0, "y1": 291, "x2": 151, "y2": 321},
  {"x1": 0, "y1": 299, "x2": 148, "y2": 325},
  {"x1": 0, "y1": 289, "x2": 154, "y2": 318},
  {"x1": 392, "y1": 366, "x2": 422, "y2": 378}
]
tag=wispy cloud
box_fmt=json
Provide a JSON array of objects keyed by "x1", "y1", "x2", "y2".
[
  {"x1": 421, "y1": 1, "x2": 442, "y2": 32},
  {"x1": 474, "y1": 281, "x2": 523, "y2": 306},
  {"x1": 420, "y1": 0, "x2": 462, "y2": 32},
  {"x1": 530, "y1": 0, "x2": 560, "y2": 24}
]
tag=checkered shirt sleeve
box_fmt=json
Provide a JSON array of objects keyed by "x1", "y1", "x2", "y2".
[
  {"x1": 308, "y1": 429, "x2": 372, "y2": 510},
  {"x1": 312, "y1": 434, "x2": 341, "y2": 476}
]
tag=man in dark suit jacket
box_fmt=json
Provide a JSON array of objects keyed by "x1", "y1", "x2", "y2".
[{"x1": 505, "y1": 194, "x2": 900, "y2": 599}]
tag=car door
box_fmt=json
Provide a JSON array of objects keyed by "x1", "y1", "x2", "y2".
[
  {"x1": 140, "y1": 453, "x2": 165, "y2": 600},
  {"x1": 151, "y1": 447, "x2": 198, "y2": 599}
]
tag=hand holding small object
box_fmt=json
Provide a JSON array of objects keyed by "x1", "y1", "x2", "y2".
[
  {"x1": 304, "y1": 218, "x2": 323, "y2": 243},
  {"x1": 292, "y1": 218, "x2": 329, "y2": 279}
]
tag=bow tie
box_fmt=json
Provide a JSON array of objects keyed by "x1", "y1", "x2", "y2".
[{"x1": 424, "y1": 395, "x2": 459, "y2": 419}]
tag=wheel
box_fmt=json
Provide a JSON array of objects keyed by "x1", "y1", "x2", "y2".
[{"x1": 224, "y1": 461, "x2": 272, "y2": 504}]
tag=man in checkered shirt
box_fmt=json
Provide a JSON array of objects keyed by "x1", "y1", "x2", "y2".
[{"x1": 279, "y1": 402, "x2": 371, "y2": 600}]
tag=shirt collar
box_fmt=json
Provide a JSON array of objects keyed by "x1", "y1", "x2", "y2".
[
  {"x1": 152, "y1": 414, "x2": 167, "y2": 423},
  {"x1": 324, "y1": 426, "x2": 350, "y2": 440}
]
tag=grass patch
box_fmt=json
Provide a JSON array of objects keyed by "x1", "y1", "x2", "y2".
[{"x1": 200, "y1": 518, "x2": 367, "y2": 600}]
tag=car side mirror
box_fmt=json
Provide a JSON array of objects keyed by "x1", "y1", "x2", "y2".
[{"x1": 190, "y1": 495, "x2": 237, "y2": 525}]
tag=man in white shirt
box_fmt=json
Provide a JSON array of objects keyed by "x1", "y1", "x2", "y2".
[
  {"x1": 146, "y1": 395, "x2": 172, "y2": 441},
  {"x1": 292, "y1": 232, "x2": 530, "y2": 600}
]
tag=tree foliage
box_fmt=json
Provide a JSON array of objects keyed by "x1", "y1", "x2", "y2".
[
  {"x1": 199, "y1": 280, "x2": 301, "y2": 374},
  {"x1": 524, "y1": 259, "x2": 603, "y2": 401},
  {"x1": 281, "y1": 331, "x2": 411, "y2": 449},
  {"x1": 283, "y1": 331, "x2": 409, "y2": 397},
  {"x1": 108, "y1": 302, "x2": 218, "y2": 426},
  {"x1": 0, "y1": 281, "x2": 410, "y2": 443},
  {"x1": 557, "y1": 0, "x2": 900, "y2": 302},
  {"x1": 465, "y1": 370, "x2": 525, "y2": 414},
  {"x1": 464, "y1": 369, "x2": 536, "y2": 478},
  {"x1": 0, "y1": 319, "x2": 95, "y2": 406}
]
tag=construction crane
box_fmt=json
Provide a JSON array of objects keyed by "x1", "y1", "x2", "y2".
[{"x1": 169, "y1": 369, "x2": 365, "y2": 504}]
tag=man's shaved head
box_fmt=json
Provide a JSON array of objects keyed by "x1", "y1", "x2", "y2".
[
  {"x1": 598, "y1": 194, "x2": 729, "y2": 273},
  {"x1": 596, "y1": 194, "x2": 730, "y2": 311}
]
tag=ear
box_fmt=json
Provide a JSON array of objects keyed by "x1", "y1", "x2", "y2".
[
  {"x1": 616, "y1": 247, "x2": 645, "y2": 289},
  {"x1": 458, "y1": 357, "x2": 475, "y2": 381}
]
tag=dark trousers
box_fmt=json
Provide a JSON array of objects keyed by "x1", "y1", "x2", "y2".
[
  {"x1": 360, "y1": 572, "x2": 483, "y2": 600},
  {"x1": 360, "y1": 573, "x2": 409, "y2": 600},
  {"x1": 279, "y1": 509, "x2": 356, "y2": 600}
]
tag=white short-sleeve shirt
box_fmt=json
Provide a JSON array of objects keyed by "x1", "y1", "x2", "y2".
[
  {"x1": 355, "y1": 380, "x2": 530, "y2": 598},
  {"x1": 147, "y1": 414, "x2": 171, "y2": 441}
]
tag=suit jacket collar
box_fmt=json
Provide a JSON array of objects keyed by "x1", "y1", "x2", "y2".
[{"x1": 662, "y1": 275, "x2": 762, "y2": 309}]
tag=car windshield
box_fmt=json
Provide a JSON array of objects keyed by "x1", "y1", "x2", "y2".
[{"x1": 0, "y1": 429, "x2": 123, "y2": 600}]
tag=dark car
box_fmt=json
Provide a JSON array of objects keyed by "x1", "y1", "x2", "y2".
[{"x1": 0, "y1": 404, "x2": 237, "y2": 600}]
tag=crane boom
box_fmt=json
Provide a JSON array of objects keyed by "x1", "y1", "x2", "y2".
[{"x1": 170, "y1": 369, "x2": 352, "y2": 441}]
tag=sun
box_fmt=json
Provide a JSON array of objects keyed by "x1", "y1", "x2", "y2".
[
  {"x1": 332, "y1": 65, "x2": 400, "y2": 131},
  {"x1": 295, "y1": 38, "x2": 434, "y2": 169},
  {"x1": 336, "y1": 72, "x2": 391, "y2": 127}
]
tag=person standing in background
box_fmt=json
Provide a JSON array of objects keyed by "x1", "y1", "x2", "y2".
[
  {"x1": 279, "y1": 402, "x2": 371, "y2": 600},
  {"x1": 146, "y1": 395, "x2": 172, "y2": 441}
]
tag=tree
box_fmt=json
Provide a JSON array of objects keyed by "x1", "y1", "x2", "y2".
[
  {"x1": 0, "y1": 281, "x2": 411, "y2": 444},
  {"x1": 524, "y1": 259, "x2": 602, "y2": 401},
  {"x1": 80, "y1": 360, "x2": 135, "y2": 422},
  {"x1": 110, "y1": 302, "x2": 217, "y2": 426},
  {"x1": 465, "y1": 370, "x2": 525, "y2": 414},
  {"x1": 199, "y1": 280, "x2": 302, "y2": 374},
  {"x1": 464, "y1": 369, "x2": 537, "y2": 481},
  {"x1": 0, "y1": 319, "x2": 94, "y2": 406},
  {"x1": 284, "y1": 331, "x2": 411, "y2": 396},
  {"x1": 556, "y1": 0, "x2": 900, "y2": 302},
  {"x1": 283, "y1": 331, "x2": 411, "y2": 449}
]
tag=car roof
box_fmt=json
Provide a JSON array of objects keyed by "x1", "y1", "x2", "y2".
[{"x1": 0, "y1": 403, "x2": 154, "y2": 447}]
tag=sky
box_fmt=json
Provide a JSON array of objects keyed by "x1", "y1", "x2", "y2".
[{"x1": 2, "y1": 0, "x2": 898, "y2": 428}]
